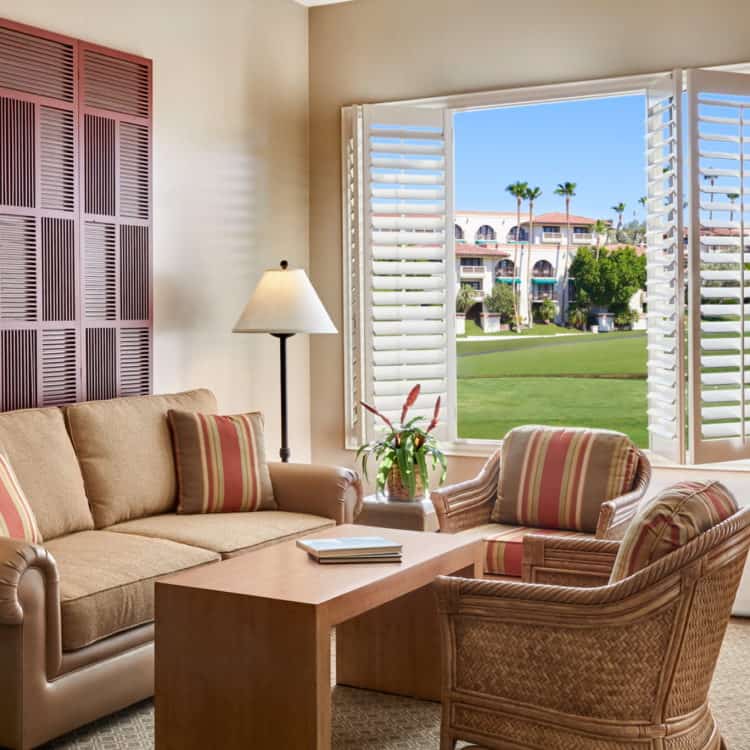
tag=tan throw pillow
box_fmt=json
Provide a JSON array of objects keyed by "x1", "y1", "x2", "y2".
[
  {"x1": 168, "y1": 410, "x2": 276, "y2": 513},
  {"x1": 0, "y1": 454, "x2": 41, "y2": 543},
  {"x1": 492, "y1": 425, "x2": 639, "y2": 532},
  {"x1": 609, "y1": 480, "x2": 738, "y2": 583}
]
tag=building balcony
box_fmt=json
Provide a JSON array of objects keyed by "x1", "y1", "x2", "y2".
[
  {"x1": 573, "y1": 233, "x2": 593, "y2": 243},
  {"x1": 459, "y1": 266, "x2": 486, "y2": 277},
  {"x1": 542, "y1": 232, "x2": 563, "y2": 242}
]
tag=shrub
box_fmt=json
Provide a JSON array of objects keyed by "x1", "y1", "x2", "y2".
[
  {"x1": 538, "y1": 298, "x2": 556, "y2": 324},
  {"x1": 484, "y1": 283, "x2": 515, "y2": 322},
  {"x1": 568, "y1": 306, "x2": 588, "y2": 330},
  {"x1": 455, "y1": 284, "x2": 477, "y2": 314},
  {"x1": 614, "y1": 309, "x2": 639, "y2": 329}
]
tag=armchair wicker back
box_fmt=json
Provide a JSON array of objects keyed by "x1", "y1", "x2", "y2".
[{"x1": 435, "y1": 507, "x2": 750, "y2": 750}]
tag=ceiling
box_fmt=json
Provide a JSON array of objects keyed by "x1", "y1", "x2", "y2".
[{"x1": 294, "y1": 0, "x2": 355, "y2": 6}]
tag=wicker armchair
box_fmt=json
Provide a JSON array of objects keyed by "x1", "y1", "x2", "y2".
[
  {"x1": 431, "y1": 439, "x2": 651, "y2": 583},
  {"x1": 434, "y1": 507, "x2": 750, "y2": 750}
]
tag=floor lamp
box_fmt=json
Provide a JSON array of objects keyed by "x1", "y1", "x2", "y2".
[{"x1": 233, "y1": 260, "x2": 336, "y2": 462}]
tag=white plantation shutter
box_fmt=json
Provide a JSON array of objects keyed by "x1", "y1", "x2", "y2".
[
  {"x1": 687, "y1": 69, "x2": 750, "y2": 462},
  {"x1": 343, "y1": 103, "x2": 455, "y2": 444},
  {"x1": 646, "y1": 72, "x2": 687, "y2": 463}
]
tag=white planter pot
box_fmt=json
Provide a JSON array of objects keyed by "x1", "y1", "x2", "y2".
[
  {"x1": 455, "y1": 314, "x2": 466, "y2": 335},
  {"x1": 590, "y1": 324, "x2": 599, "y2": 334},
  {"x1": 480, "y1": 313, "x2": 502, "y2": 333}
]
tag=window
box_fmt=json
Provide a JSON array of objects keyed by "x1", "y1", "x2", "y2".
[
  {"x1": 496, "y1": 259, "x2": 515, "y2": 277},
  {"x1": 464, "y1": 280, "x2": 482, "y2": 291},
  {"x1": 475, "y1": 224, "x2": 496, "y2": 244},
  {"x1": 542, "y1": 225, "x2": 560, "y2": 233},
  {"x1": 343, "y1": 66, "x2": 750, "y2": 465},
  {"x1": 454, "y1": 224, "x2": 464, "y2": 240},
  {"x1": 508, "y1": 226, "x2": 528, "y2": 241},
  {"x1": 460, "y1": 257, "x2": 482, "y2": 266}
]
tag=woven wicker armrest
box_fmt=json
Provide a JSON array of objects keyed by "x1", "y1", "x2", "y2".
[
  {"x1": 0, "y1": 538, "x2": 58, "y2": 625},
  {"x1": 431, "y1": 449, "x2": 501, "y2": 533},
  {"x1": 595, "y1": 449, "x2": 651, "y2": 539},
  {"x1": 522, "y1": 533, "x2": 621, "y2": 587}
]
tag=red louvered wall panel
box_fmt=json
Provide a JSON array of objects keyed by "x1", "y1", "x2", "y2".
[{"x1": 0, "y1": 18, "x2": 152, "y2": 410}]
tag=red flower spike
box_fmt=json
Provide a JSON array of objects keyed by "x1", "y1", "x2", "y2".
[
  {"x1": 426, "y1": 395, "x2": 441, "y2": 434},
  {"x1": 400, "y1": 384, "x2": 421, "y2": 424},
  {"x1": 360, "y1": 400, "x2": 394, "y2": 431}
]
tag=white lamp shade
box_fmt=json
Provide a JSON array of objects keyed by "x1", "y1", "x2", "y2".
[{"x1": 233, "y1": 263, "x2": 337, "y2": 335}]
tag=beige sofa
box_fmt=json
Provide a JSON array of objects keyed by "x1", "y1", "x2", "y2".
[{"x1": 0, "y1": 389, "x2": 362, "y2": 750}]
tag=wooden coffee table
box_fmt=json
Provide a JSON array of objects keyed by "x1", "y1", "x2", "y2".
[{"x1": 154, "y1": 524, "x2": 482, "y2": 750}]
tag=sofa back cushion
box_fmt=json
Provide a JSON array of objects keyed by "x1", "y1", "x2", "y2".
[
  {"x1": 0, "y1": 454, "x2": 42, "y2": 543},
  {"x1": 492, "y1": 425, "x2": 639, "y2": 532},
  {"x1": 0, "y1": 407, "x2": 93, "y2": 539},
  {"x1": 609, "y1": 480, "x2": 738, "y2": 583},
  {"x1": 65, "y1": 389, "x2": 217, "y2": 528},
  {"x1": 168, "y1": 410, "x2": 276, "y2": 513}
]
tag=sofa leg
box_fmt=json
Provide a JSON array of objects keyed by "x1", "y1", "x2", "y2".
[{"x1": 440, "y1": 729, "x2": 457, "y2": 750}]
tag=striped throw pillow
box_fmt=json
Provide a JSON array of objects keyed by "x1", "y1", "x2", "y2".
[
  {"x1": 609, "y1": 480, "x2": 738, "y2": 583},
  {"x1": 168, "y1": 410, "x2": 276, "y2": 514},
  {"x1": 492, "y1": 425, "x2": 639, "y2": 532},
  {"x1": 0, "y1": 454, "x2": 41, "y2": 543}
]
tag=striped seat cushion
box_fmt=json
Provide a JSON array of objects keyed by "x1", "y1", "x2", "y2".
[
  {"x1": 492, "y1": 425, "x2": 639, "y2": 532},
  {"x1": 168, "y1": 410, "x2": 276, "y2": 513},
  {"x1": 0, "y1": 454, "x2": 41, "y2": 543},
  {"x1": 610, "y1": 480, "x2": 738, "y2": 583},
  {"x1": 483, "y1": 525, "x2": 585, "y2": 577}
]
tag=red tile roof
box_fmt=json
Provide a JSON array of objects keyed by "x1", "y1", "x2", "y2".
[
  {"x1": 455, "y1": 243, "x2": 510, "y2": 258},
  {"x1": 528, "y1": 212, "x2": 601, "y2": 225}
]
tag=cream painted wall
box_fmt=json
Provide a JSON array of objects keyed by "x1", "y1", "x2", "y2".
[
  {"x1": 0, "y1": 0, "x2": 312, "y2": 461},
  {"x1": 308, "y1": 0, "x2": 750, "y2": 477}
]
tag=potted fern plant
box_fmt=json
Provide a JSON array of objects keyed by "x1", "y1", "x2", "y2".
[{"x1": 356, "y1": 385, "x2": 447, "y2": 501}]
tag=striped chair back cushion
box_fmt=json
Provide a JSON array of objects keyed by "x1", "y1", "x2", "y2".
[
  {"x1": 610, "y1": 480, "x2": 738, "y2": 583},
  {"x1": 0, "y1": 454, "x2": 41, "y2": 543},
  {"x1": 168, "y1": 410, "x2": 276, "y2": 514},
  {"x1": 491, "y1": 425, "x2": 639, "y2": 532}
]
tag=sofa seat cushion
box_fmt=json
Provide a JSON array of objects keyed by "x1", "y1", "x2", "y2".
[
  {"x1": 107, "y1": 510, "x2": 336, "y2": 558},
  {"x1": 610, "y1": 480, "x2": 738, "y2": 583},
  {"x1": 64, "y1": 389, "x2": 218, "y2": 528},
  {"x1": 44, "y1": 530, "x2": 219, "y2": 651},
  {"x1": 492, "y1": 425, "x2": 639, "y2": 533},
  {"x1": 0, "y1": 407, "x2": 93, "y2": 540},
  {"x1": 464, "y1": 523, "x2": 588, "y2": 577}
]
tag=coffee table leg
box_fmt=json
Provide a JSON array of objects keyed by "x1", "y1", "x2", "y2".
[
  {"x1": 156, "y1": 584, "x2": 331, "y2": 750},
  {"x1": 336, "y1": 563, "x2": 477, "y2": 701}
]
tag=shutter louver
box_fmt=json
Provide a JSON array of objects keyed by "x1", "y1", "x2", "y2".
[
  {"x1": 363, "y1": 105, "x2": 453, "y2": 440},
  {"x1": 0, "y1": 330, "x2": 37, "y2": 410},
  {"x1": 83, "y1": 114, "x2": 116, "y2": 216},
  {"x1": 0, "y1": 97, "x2": 35, "y2": 208},
  {"x1": 39, "y1": 106, "x2": 75, "y2": 211},
  {"x1": 83, "y1": 50, "x2": 150, "y2": 118},
  {"x1": 119, "y1": 327, "x2": 150, "y2": 396},
  {"x1": 84, "y1": 222, "x2": 116, "y2": 320},
  {"x1": 85, "y1": 326, "x2": 116, "y2": 400},
  {"x1": 119, "y1": 122, "x2": 149, "y2": 219},
  {"x1": 120, "y1": 225, "x2": 149, "y2": 320},
  {"x1": 41, "y1": 328, "x2": 78, "y2": 405},
  {"x1": 0, "y1": 214, "x2": 37, "y2": 320},
  {"x1": 41, "y1": 217, "x2": 75, "y2": 321},
  {"x1": 645, "y1": 73, "x2": 686, "y2": 463},
  {"x1": 687, "y1": 69, "x2": 750, "y2": 462}
]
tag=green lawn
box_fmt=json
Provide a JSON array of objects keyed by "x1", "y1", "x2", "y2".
[
  {"x1": 457, "y1": 331, "x2": 648, "y2": 446},
  {"x1": 461, "y1": 319, "x2": 579, "y2": 338}
]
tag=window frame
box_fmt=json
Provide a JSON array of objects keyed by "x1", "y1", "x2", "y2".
[{"x1": 343, "y1": 63, "x2": 750, "y2": 463}]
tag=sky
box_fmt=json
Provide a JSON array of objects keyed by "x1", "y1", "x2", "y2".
[{"x1": 454, "y1": 94, "x2": 647, "y2": 224}]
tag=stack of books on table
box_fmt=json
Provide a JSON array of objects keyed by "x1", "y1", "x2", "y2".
[{"x1": 296, "y1": 536, "x2": 403, "y2": 564}]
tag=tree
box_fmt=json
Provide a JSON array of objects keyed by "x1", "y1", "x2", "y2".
[
  {"x1": 569, "y1": 245, "x2": 646, "y2": 314},
  {"x1": 611, "y1": 202, "x2": 626, "y2": 240},
  {"x1": 704, "y1": 171, "x2": 716, "y2": 220},
  {"x1": 554, "y1": 181, "x2": 577, "y2": 322},
  {"x1": 727, "y1": 192, "x2": 740, "y2": 223},
  {"x1": 538, "y1": 297, "x2": 556, "y2": 324},
  {"x1": 455, "y1": 284, "x2": 476, "y2": 314},
  {"x1": 505, "y1": 180, "x2": 528, "y2": 329},
  {"x1": 639, "y1": 195, "x2": 647, "y2": 211},
  {"x1": 589, "y1": 219, "x2": 609, "y2": 259},
  {"x1": 484, "y1": 283, "x2": 516, "y2": 323},
  {"x1": 524, "y1": 185, "x2": 543, "y2": 325}
]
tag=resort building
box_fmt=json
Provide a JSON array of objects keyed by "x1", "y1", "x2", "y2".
[{"x1": 454, "y1": 210, "x2": 608, "y2": 323}]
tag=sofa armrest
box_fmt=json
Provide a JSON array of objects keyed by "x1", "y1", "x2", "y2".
[
  {"x1": 595, "y1": 449, "x2": 652, "y2": 540},
  {"x1": 431, "y1": 449, "x2": 501, "y2": 533},
  {"x1": 268, "y1": 463, "x2": 363, "y2": 524},
  {"x1": 522, "y1": 533, "x2": 621, "y2": 587},
  {"x1": 0, "y1": 538, "x2": 58, "y2": 626}
]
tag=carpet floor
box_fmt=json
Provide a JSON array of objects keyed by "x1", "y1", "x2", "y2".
[{"x1": 42, "y1": 618, "x2": 750, "y2": 750}]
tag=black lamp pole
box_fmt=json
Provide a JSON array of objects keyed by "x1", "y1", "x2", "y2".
[{"x1": 271, "y1": 332, "x2": 293, "y2": 463}]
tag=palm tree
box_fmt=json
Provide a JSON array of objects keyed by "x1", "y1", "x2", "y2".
[
  {"x1": 505, "y1": 180, "x2": 528, "y2": 329},
  {"x1": 590, "y1": 219, "x2": 609, "y2": 260},
  {"x1": 554, "y1": 181, "x2": 576, "y2": 322},
  {"x1": 704, "y1": 172, "x2": 716, "y2": 221},
  {"x1": 611, "y1": 202, "x2": 626, "y2": 238},
  {"x1": 639, "y1": 196, "x2": 647, "y2": 211},
  {"x1": 524, "y1": 186, "x2": 543, "y2": 326},
  {"x1": 727, "y1": 193, "x2": 740, "y2": 223}
]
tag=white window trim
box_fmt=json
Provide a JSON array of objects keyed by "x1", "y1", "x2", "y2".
[{"x1": 343, "y1": 63, "x2": 750, "y2": 465}]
